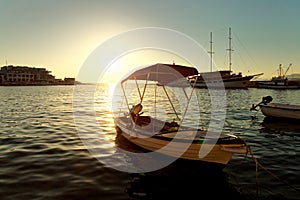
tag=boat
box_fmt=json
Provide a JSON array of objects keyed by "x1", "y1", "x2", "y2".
[
  {"x1": 113, "y1": 63, "x2": 248, "y2": 167},
  {"x1": 251, "y1": 96, "x2": 300, "y2": 121},
  {"x1": 188, "y1": 28, "x2": 263, "y2": 89},
  {"x1": 188, "y1": 70, "x2": 261, "y2": 89},
  {"x1": 256, "y1": 63, "x2": 300, "y2": 89}
]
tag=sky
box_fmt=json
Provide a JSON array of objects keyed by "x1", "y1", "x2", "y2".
[{"x1": 0, "y1": 0, "x2": 299, "y2": 83}]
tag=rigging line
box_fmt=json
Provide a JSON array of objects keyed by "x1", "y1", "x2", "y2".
[
  {"x1": 233, "y1": 32, "x2": 259, "y2": 69},
  {"x1": 231, "y1": 39, "x2": 250, "y2": 73},
  {"x1": 222, "y1": 52, "x2": 228, "y2": 70},
  {"x1": 264, "y1": 63, "x2": 291, "y2": 79}
]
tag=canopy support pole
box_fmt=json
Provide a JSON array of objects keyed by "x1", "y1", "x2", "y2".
[
  {"x1": 121, "y1": 82, "x2": 131, "y2": 114},
  {"x1": 140, "y1": 73, "x2": 149, "y2": 104},
  {"x1": 162, "y1": 85, "x2": 180, "y2": 121},
  {"x1": 134, "y1": 78, "x2": 142, "y2": 100},
  {"x1": 180, "y1": 76, "x2": 198, "y2": 125}
]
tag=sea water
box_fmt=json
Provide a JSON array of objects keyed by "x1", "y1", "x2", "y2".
[{"x1": 0, "y1": 84, "x2": 299, "y2": 200}]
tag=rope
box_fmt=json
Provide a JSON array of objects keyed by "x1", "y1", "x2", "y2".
[{"x1": 246, "y1": 145, "x2": 300, "y2": 198}]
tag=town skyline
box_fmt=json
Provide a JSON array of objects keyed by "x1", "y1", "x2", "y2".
[{"x1": 0, "y1": 64, "x2": 76, "y2": 85}]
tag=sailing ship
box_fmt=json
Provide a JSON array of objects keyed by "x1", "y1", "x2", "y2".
[
  {"x1": 188, "y1": 28, "x2": 263, "y2": 89},
  {"x1": 114, "y1": 63, "x2": 248, "y2": 167},
  {"x1": 256, "y1": 63, "x2": 299, "y2": 89}
]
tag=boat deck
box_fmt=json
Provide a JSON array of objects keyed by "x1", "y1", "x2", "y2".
[{"x1": 115, "y1": 115, "x2": 246, "y2": 145}]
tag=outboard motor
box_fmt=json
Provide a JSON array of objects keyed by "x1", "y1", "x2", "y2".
[
  {"x1": 250, "y1": 96, "x2": 273, "y2": 111},
  {"x1": 262, "y1": 96, "x2": 273, "y2": 104}
]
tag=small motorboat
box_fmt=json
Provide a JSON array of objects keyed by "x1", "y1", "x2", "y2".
[
  {"x1": 113, "y1": 63, "x2": 248, "y2": 166},
  {"x1": 251, "y1": 96, "x2": 300, "y2": 121}
]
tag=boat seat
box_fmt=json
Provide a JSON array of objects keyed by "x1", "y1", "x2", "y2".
[
  {"x1": 130, "y1": 104, "x2": 144, "y2": 122},
  {"x1": 135, "y1": 116, "x2": 151, "y2": 126},
  {"x1": 161, "y1": 121, "x2": 180, "y2": 132}
]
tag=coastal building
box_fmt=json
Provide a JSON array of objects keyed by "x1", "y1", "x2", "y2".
[
  {"x1": 0, "y1": 65, "x2": 75, "y2": 86},
  {"x1": 54, "y1": 77, "x2": 76, "y2": 85}
]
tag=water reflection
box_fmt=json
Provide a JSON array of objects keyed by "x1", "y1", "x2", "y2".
[
  {"x1": 125, "y1": 160, "x2": 240, "y2": 199},
  {"x1": 114, "y1": 132, "x2": 242, "y2": 199},
  {"x1": 260, "y1": 118, "x2": 300, "y2": 137}
]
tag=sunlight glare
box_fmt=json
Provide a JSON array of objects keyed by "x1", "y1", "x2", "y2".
[{"x1": 100, "y1": 49, "x2": 192, "y2": 84}]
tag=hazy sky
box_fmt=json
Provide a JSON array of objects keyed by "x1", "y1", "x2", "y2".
[{"x1": 0, "y1": 0, "x2": 299, "y2": 83}]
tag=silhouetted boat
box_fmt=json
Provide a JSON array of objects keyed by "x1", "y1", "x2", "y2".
[
  {"x1": 188, "y1": 28, "x2": 263, "y2": 89},
  {"x1": 114, "y1": 63, "x2": 248, "y2": 166},
  {"x1": 251, "y1": 96, "x2": 300, "y2": 121},
  {"x1": 256, "y1": 63, "x2": 299, "y2": 89}
]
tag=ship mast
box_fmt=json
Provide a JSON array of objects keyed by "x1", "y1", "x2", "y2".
[
  {"x1": 227, "y1": 27, "x2": 233, "y2": 71},
  {"x1": 208, "y1": 32, "x2": 214, "y2": 72},
  {"x1": 283, "y1": 63, "x2": 292, "y2": 77},
  {"x1": 278, "y1": 64, "x2": 282, "y2": 77}
]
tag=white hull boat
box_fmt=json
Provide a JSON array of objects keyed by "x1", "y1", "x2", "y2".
[
  {"x1": 188, "y1": 70, "x2": 258, "y2": 89},
  {"x1": 114, "y1": 63, "x2": 248, "y2": 166},
  {"x1": 251, "y1": 96, "x2": 300, "y2": 121},
  {"x1": 260, "y1": 103, "x2": 300, "y2": 121}
]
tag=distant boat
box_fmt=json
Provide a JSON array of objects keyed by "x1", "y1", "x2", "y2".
[
  {"x1": 114, "y1": 63, "x2": 248, "y2": 167},
  {"x1": 251, "y1": 96, "x2": 300, "y2": 121},
  {"x1": 188, "y1": 28, "x2": 263, "y2": 89},
  {"x1": 188, "y1": 70, "x2": 262, "y2": 89},
  {"x1": 256, "y1": 63, "x2": 300, "y2": 89}
]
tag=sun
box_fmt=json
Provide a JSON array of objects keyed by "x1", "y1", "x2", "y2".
[{"x1": 99, "y1": 49, "x2": 191, "y2": 84}]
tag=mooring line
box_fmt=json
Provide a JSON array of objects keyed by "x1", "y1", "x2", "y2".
[{"x1": 246, "y1": 145, "x2": 300, "y2": 196}]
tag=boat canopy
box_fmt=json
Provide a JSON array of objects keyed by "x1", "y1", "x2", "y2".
[{"x1": 121, "y1": 63, "x2": 199, "y2": 85}]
